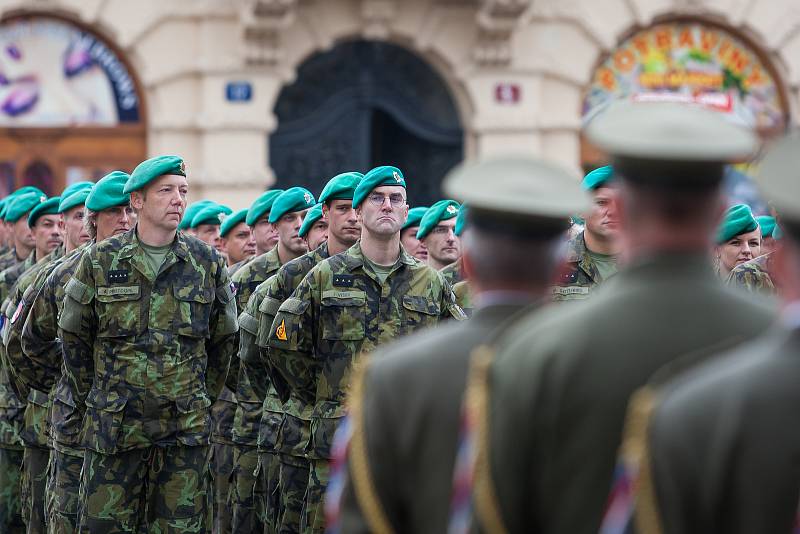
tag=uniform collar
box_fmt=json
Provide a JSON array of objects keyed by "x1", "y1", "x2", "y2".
[
  {"x1": 341, "y1": 240, "x2": 415, "y2": 273},
  {"x1": 119, "y1": 226, "x2": 189, "y2": 262}
]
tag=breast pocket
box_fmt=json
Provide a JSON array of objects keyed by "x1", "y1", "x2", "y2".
[
  {"x1": 173, "y1": 286, "x2": 214, "y2": 338},
  {"x1": 96, "y1": 286, "x2": 142, "y2": 338},
  {"x1": 320, "y1": 291, "x2": 366, "y2": 341},
  {"x1": 82, "y1": 388, "x2": 128, "y2": 454},
  {"x1": 401, "y1": 295, "x2": 441, "y2": 331}
]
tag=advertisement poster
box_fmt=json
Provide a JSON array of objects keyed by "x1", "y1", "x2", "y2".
[
  {"x1": 583, "y1": 22, "x2": 786, "y2": 131},
  {"x1": 0, "y1": 17, "x2": 140, "y2": 126}
]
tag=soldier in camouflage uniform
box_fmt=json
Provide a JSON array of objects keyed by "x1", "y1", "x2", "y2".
[
  {"x1": 552, "y1": 165, "x2": 620, "y2": 301},
  {"x1": 439, "y1": 204, "x2": 468, "y2": 287},
  {"x1": 0, "y1": 191, "x2": 58, "y2": 532},
  {"x1": 59, "y1": 156, "x2": 238, "y2": 533},
  {"x1": 0, "y1": 187, "x2": 45, "y2": 273},
  {"x1": 228, "y1": 187, "x2": 315, "y2": 533},
  {"x1": 4, "y1": 187, "x2": 92, "y2": 534},
  {"x1": 267, "y1": 165, "x2": 465, "y2": 532},
  {"x1": 220, "y1": 209, "x2": 256, "y2": 269},
  {"x1": 726, "y1": 251, "x2": 777, "y2": 296},
  {"x1": 238, "y1": 172, "x2": 362, "y2": 534},
  {"x1": 208, "y1": 190, "x2": 282, "y2": 534},
  {"x1": 14, "y1": 173, "x2": 132, "y2": 534},
  {"x1": 399, "y1": 206, "x2": 428, "y2": 262},
  {"x1": 417, "y1": 199, "x2": 461, "y2": 272}
]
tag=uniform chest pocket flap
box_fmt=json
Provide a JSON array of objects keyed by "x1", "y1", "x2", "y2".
[
  {"x1": 96, "y1": 285, "x2": 142, "y2": 338},
  {"x1": 402, "y1": 295, "x2": 441, "y2": 316},
  {"x1": 174, "y1": 286, "x2": 214, "y2": 337},
  {"x1": 82, "y1": 388, "x2": 128, "y2": 455},
  {"x1": 321, "y1": 290, "x2": 366, "y2": 341}
]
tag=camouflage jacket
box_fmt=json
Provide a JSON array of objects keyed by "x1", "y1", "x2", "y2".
[
  {"x1": 243, "y1": 242, "x2": 331, "y2": 455},
  {"x1": 453, "y1": 279, "x2": 473, "y2": 317},
  {"x1": 267, "y1": 241, "x2": 465, "y2": 459},
  {"x1": 0, "y1": 250, "x2": 37, "y2": 307},
  {"x1": 726, "y1": 253, "x2": 776, "y2": 295},
  {"x1": 0, "y1": 247, "x2": 22, "y2": 273},
  {"x1": 439, "y1": 257, "x2": 463, "y2": 286},
  {"x1": 2, "y1": 246, "x2": 65, "y2": 448},
  {"x1": 551, "y1": 231, "x2": 615, "y2": 301},
  {"x1": 227, "y1": 246, "x2": 282, "y2": 447},
  {"x1": 58, "y1": 228, "x2": 238, "y2": 454}
]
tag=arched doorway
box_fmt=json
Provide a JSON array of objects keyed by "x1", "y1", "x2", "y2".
[
  {"x1": 269, "y1": 40, "x2": 463, "y2": 206},
  {"x1": 0, "y1": 13, "x2": 146, "y2": 196}
]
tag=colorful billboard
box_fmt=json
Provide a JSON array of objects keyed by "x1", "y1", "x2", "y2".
[
  {"x1": 583, "y1": 22, "x2": 786, "y2": 131},
  {"x1": 0, "y1": 17, "x2": 140, "y2": 126}
]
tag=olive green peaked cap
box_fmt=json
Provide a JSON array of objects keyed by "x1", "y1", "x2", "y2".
[{"x1": 756, "y1": 133, "x2": 800, "y2": 224}]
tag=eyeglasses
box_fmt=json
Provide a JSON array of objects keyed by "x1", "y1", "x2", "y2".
[{"x1": 367, "y1": 193, "x2": 406, "y2": 207}]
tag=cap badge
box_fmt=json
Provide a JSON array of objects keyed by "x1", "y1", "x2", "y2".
[
  {"x1": 39, "y1": 195, "x2": 46, "y2": 203},
  {"x1": 218, "y1": 213, "x2": 226, "y2": 223},
  {"x1": 304, "y1": 192, "x2": 312, "y2": 204},
  {"x1": 447, "y1": 205, "x2": 457, "y2": 215},
  {"x1": 180, "y1": 161, "x2": 186, "y2": 174},
  {"x1": 393, "y1": 171, "x2": 402, "y2": 183}
]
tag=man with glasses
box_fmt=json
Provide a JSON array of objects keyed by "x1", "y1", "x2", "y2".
[{"x1": 266, "y1": 165, "x2": 466, "y2": 532}]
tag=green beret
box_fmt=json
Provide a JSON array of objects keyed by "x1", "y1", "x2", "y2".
[
  {"x1": 1, "y1": 186, "x2": 45, "y2": 220},
  {"x1": 268, "y1": 187, "x2": 316, "y2": 223},
  {"x1": 6, "y1": 192, "x2": 46, "y2": 223},
  {"x1": 58, "y1": 188, "x2": 92, "y2": 213},
  {"x1": 717, "y1": 204, "x2": 759, "y2": 244},
  {"x1": 455, "y1": 204, "x2": 468, "y2": 236},
  {"x1": 125, "y1": 155, "x2": 186, "y2": 194},
  {"x1": 179, "y1": 200, "x2": 216, "y2": 230},
  {"x1": 352, "y1": 166, "x2": 406, "y2": 208},
  {"x1": 756, "y1": 215, "x2": 777, "y2": 238},
  {"x1": 402, "y1": 206, "x2": 428, "y2": 231},
  {"x1": 299, "y1": 203, "x2": 325, "y2": 238},
  {"x1": 417, "y1": 199, "x2": 460, "y2": 239},
  {"x1": 221, "y1": 209, "x2": 249, "y2": 237},
  {"x1": 86, "y1": 171, "x2": 132, "y2": 212},
  {"x1": 191, "y1": 204, "x2": 232, "y2": 228},
  {"x1": 246, "y1": 190, "x2": 283, "y2": 226},
  {"x1": 60, "y1": 181, "x2": 93, "y2": 201},
  {"x1": 319, "y1": 172, "x2": 364, "y2": 203},
  {"x1": 28, "y1": 196, "x2": 60, "y2": 227},
  {"x1": 582, "y1": 165, "x2": 613, "y2": 190}
]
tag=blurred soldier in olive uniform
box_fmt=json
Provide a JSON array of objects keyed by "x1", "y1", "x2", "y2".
[
  {"x1": 220, "y1": 209, "x2": 256, "y2": 268},
  {"x1": 727, "y1": 251, "x2": 777, "y2": 295},
  {"x1": 418, "y1": 199, "x2": 461, "y2": 272},
  {"x1": 472, "y1": 102, "x2": 776, "y2": 534},
  {"x1": 0, "y1": 187, "x2": 45, "y2": 272},
  {"x1": 15, "y1": 173, "x2": 133, "y2": 534},
  {"x1": 267, "y1": 165, "x2": 465, "y2": 532},
  {"x1": 239, "y1": 172, "x2": 361, "y2": 534},
  {"x1": 330, "y1": 157, "x2": 588, "y2": 533},
  {"x1": 399, "y1": 206, "x2": 428, "y2": 262},
  {"x1": 551, "y1": 165, "x2": 620, "y2": 301},
  {"x1": 3, "y1": 184, "x2": 91, "y2": 534},
  {"x1": 630, "y1": 133, "x2": 800, "y2": 534},
  {"x1": 208, "y1": 188, "x2": 283, "y2": 534},
  {"x1": 228, "y1": 187, "x2": 315, "y2": 533},
  {"x1": 59, "y1": 155, "x2": 238, "y2": 532}
]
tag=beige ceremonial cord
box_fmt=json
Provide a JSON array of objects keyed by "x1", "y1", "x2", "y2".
[
  {"x1": 348, "y1": 354, "x2": 396, "y2": 534},
  {"x1": 468, "y1": 344, "x2": 510, "y2": 534},
  {"x1": 624, "y1": 386, "x2": 665, "y2": 534}
]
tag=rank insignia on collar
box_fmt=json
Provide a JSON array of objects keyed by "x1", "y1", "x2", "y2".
[
  {"x1": 332, "y1": 274, "x2": 354, "y2": 287},
  {"x1": 108, "y1": 270, "x2": 129, "y2": 283}
]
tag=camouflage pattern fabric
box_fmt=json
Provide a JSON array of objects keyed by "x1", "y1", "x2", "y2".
[
  {"x1": 439, "y1": 257, "x2": 463, "y2": 286},
  {"x1": 452, "y1": 279, "x2": 473, "y2": 317},
  {"x1": 0, "y1": 248, "x2": 23, "y2": 273},
  {"x1": 267, "y1": 241, "x2": 465, "y2": 531},
  {"x1": 0, "y1": 447, "x2": 24, "y2": 532},
  {"x1": 209, "y1": 442, "x2": 233, "y2": 534},
  {"x1": 278, "y1": 454, "x2": 310, "y2": 534},
  {"x1": 20, "y1": 446, "x2": 48, "y2": 533},
  {"x1": 46, "y1": 449, "x2": 82, "y2": 534},
  {"x1": 726, "y1": 252, "x2": 776, "y2": 295},
  {"x1": 78, "y1": 445, "x2": 211, "y2": 533},
  {"x1": 551, "y1": 231, "x2": 613, "y2": 301},
  {"x1": 57, "y1": 229, "x2": 237, "y2": 531},
  {"x1": 229, "y1": 245, "x2": 281, "y2": 533},
  {"x1": 0, "y1": 250, "x2": 37, "y2": 307}
]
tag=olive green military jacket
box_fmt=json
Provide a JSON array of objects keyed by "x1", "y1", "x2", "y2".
[
  {"x1": 268, "y1": 241, "x2": 465, "y2": 460},
  {"x1": 551, "y1": 231, "x2": 615, "y2": 301},
  {"x1": 635, "y1": 327, "x2": 799, "y2": 534},
  {"x1": 440, "y1": 257, "x2": 463, "y2": 286},
  {"x1": 476, "y1": 253, "x2": 775, "y2": 534},
  {"x1": 58, "y1": 229, "x2": 238, "y2": 455},
  {"x1": 229, "y1": 246, "x2": 282, "y2": 448},
  {"x1": 337, "y1": 301, "x2": 532, "y2": 534},
  {"x1": 726, "y1": 252, "x2": 776, "y2": 296},
  {"x1": 0, "y1": 247, "x2": 22, "y2": 273}
]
